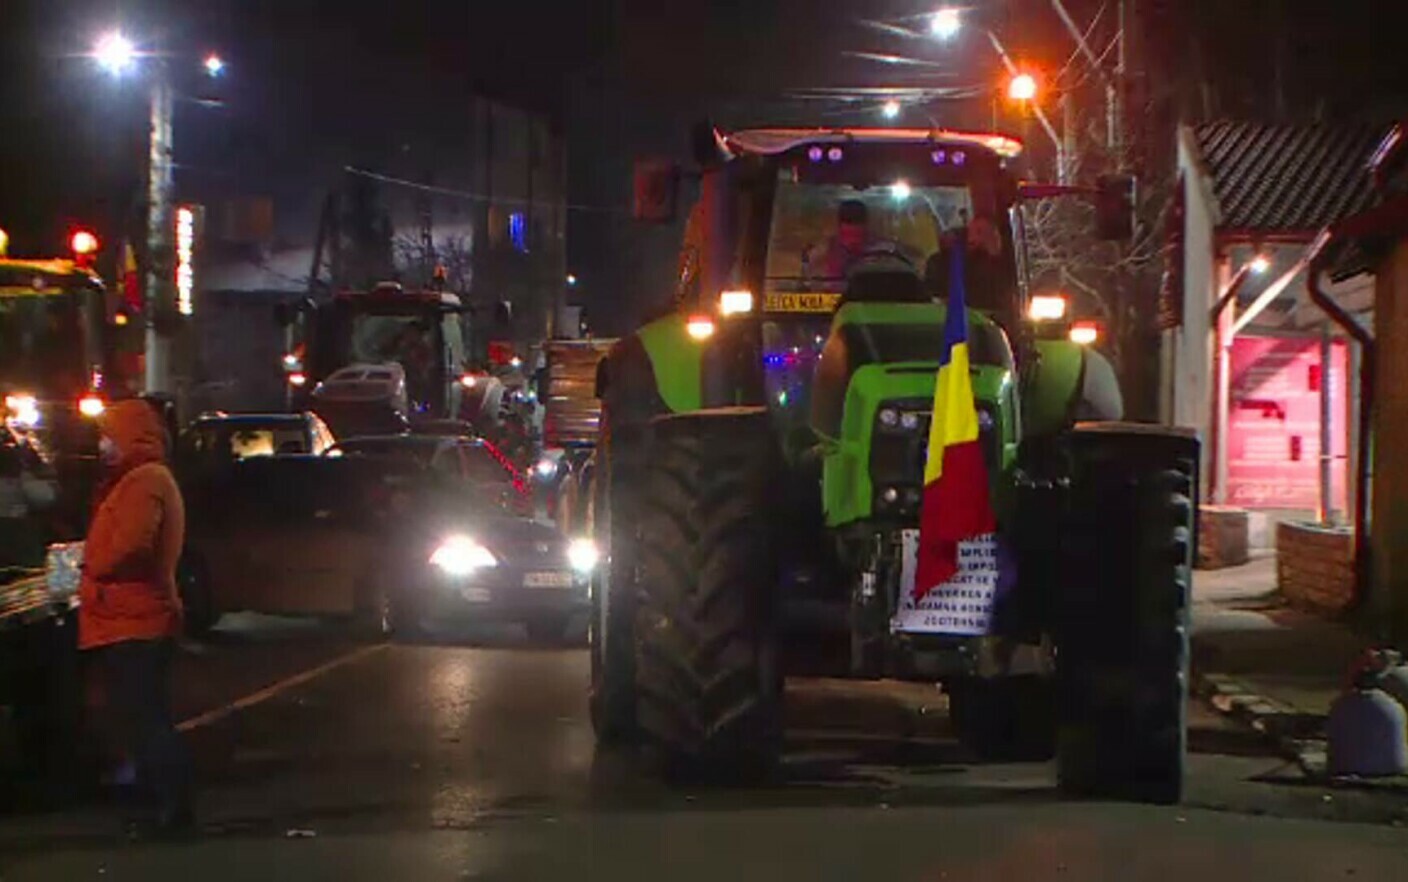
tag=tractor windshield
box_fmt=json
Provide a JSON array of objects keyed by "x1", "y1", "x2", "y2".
[
  {"x1": 765, "y1": 174, "x2": 972, "y2": 292},
  {"x1": 0, "y1": 288, "x2": 94, "y2": 395},
  {"x1": 345, "y1": 311, "x2": 441, "y2": 407}
]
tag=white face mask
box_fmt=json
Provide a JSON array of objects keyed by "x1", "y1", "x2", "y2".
[{"x1": 99, "y1": 436, "x2": 120, "y2": 466}]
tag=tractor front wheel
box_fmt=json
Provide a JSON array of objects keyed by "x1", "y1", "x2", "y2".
[
  {"x1": 633, "y1": 409, "x2": 783, "y2": 780},
  {"x1": 1056, "y1": 425, "x2": 1198, "y2": 804}
]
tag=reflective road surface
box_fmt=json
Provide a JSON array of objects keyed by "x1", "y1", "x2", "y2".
[{"x1": 3, "y1": 615, "x2": 1407, "y2": 880}]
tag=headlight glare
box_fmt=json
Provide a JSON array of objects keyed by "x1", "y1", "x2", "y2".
[
  {"x1": 429, "y1": 535, "x2": 498, "y2": 575},
  {"x1": 567, "y1": 538, "x2": 599, "y2": 574}
]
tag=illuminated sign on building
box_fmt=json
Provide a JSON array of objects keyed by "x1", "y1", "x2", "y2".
[{"x1": 175, "y1": 205, "x2": 196, "y2": 315}]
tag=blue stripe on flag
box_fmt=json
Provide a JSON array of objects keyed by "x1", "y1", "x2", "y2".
[{"x1": 940, "y1": 236, "x2": 970, "y2": 367}]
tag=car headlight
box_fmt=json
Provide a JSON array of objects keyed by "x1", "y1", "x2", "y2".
[
  {"x1": 429, "y1": 536, "x2": 498, "y2": 576},
  {"x1": 567, "y1": 538, "x2": 599, "y2": 574},
  {"x1": 534, "y1": 457, "x2": 558, "y2": 479}
]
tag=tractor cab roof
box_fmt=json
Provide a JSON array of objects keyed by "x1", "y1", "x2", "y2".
[
  {"x1": 0, "y1": 259, "x2": 103, "y2": 297},
  {"x1": 724, "y1": 128, "x2": 1024, "y2": 160},
  {"x1": 333, "y1": 282, "x2": 462, "y2": 310}
]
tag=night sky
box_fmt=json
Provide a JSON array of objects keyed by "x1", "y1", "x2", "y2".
[{"x1": 3, "y1": 1, "x2": 1406, "y2": 329}]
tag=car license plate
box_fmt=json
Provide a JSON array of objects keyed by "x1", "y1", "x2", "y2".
[
  {"x1": 523, "y1": 571, "x2": 573, "y2": 589},
  {"x1": 460, "y1": 587, "x2": 491, "y2": 603}
]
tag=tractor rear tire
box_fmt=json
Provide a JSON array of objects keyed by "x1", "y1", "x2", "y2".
[
  {"x1": 589, "y1": 418, "x2": 643, "y2": 744},
  {"x1": 633, "y1": 410, "x2": 783, "y2": 780},
  {"x1": 1056, "y1": 426, "x2": 1197, "y2": 804},
  {"x1": 947, "y1": 675, "x2": 1056, "y2": 762}
]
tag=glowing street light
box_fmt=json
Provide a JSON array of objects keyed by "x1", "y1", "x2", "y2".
[
  {"x1": 94, "y1": 31, "x2": 137, "y2": 76},
  {"x1": 566, "y1": 273, "x2": 578, "y2": 286},
  {"x1": 881, "y1": 99, "x2": 901, "y2": 120},
  {"x1": 930, "y1": 8, "x2": 962, "y2": 40},
  {"x1": 204, "y1": 54, "x2": 225, "y2": 77},
  {"x1": 1007, "y1": 72, "x2": 1038, "y2": 102}
]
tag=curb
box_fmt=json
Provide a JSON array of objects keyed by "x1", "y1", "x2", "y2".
[{"x1": 1193, "y1": 670, "x2": 1408, "y2": 794}]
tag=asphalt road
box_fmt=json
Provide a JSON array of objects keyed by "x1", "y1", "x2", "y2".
[{"x1": 3, "y1": 614, "x2": 1407, "y2": 880}]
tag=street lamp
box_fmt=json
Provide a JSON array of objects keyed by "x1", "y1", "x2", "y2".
[
  {"x1": 1007, "y1": 72, "x2": 1038, "y2": 102},
  {"x1": 930, "y1": 8, "x2": 962, "y2": 40},
  {"x1": 204, "y1": 54, "x2": 225, "y2": 77},
  {"x1": 94, "y1": 31, "x2": 136, "y2": 76},
  {"x1": 881, "y1": 99, "x2": 901, "y2": 120}
]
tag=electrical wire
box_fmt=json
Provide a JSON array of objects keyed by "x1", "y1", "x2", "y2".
[{"x1": 343, "y1": 166, "x2": 627, "y2": 215}]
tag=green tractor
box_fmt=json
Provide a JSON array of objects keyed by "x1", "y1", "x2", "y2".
[{"x1": 588, "y1": 125, "x2": 1198, "y2": 803}]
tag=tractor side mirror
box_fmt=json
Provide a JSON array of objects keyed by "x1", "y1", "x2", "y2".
[
  {"x1": 632, "y1": 159, "x2": 680, "y2": 224},
  {"x1": 1095, "y1": 174, "x2": 1137, "y2": 241}
]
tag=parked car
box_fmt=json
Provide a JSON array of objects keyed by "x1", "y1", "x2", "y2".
[
  {"x1": 178, "y1": 454, "x2": 386, "y2": 634},
  {"x1": 327, "y1": 434, "x2": 593, "y2": 642},
  {"x1": 176, "y1": 411, "x2": 336, "y2": 468},
  {"x1": 178, "y1": 433, "x2": 593, "y2": 643}
]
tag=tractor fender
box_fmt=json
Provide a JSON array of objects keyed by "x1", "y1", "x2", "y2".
[
  {"x1": 630, "y1": 313, "x2": 706, "y2": 415},
  {"x1": 597, "y1": 328, "x2": 674, "y2": 425},
  {"x1": 1024, "y1": 340, "x2": 1123, "y2": 439}
]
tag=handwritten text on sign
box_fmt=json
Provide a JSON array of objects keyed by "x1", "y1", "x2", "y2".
[{"x1": 891, "y1": 530, "x2": 998, "y2": 636}]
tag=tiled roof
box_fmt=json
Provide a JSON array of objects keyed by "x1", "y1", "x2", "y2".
[{"x1": 1193, "y1": 121, "x2": 1387, "y2": 234}]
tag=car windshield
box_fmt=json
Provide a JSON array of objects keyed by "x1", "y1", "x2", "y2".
[{"x1": 330, "y1": 438, "x2": 516, "y2": 486}]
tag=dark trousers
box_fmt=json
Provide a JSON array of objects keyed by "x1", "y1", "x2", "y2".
[{"x1": 94, "y1": 638, "x2": 192, "y2": 816}]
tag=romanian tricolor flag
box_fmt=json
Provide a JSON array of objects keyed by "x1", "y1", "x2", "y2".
[{"x1": 914, "y1": 239, "x2": 997, "y2": 600}]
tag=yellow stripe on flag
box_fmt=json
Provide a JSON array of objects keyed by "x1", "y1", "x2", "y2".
[{"x1": 923, "y1": 341, "x2": 980, "y2": 485}]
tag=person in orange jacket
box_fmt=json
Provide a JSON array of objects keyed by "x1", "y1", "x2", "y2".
[{"x1": 79, "y1": 399, "x2": 193, "y2": 835}]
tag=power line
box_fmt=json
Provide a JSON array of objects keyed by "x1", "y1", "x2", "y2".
[{"x1": 342, "y1": 166, "x2": 627, "y2": 215}]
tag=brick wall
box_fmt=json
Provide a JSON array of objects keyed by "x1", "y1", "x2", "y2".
[
  {"x1": 1278, "y1": 521, "x2": 1355, "y2": 614},
  {"x1": 1198, "y1": 506, "x2": 1250, "y2": 569}
]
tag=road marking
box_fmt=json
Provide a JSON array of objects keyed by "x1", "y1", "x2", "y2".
[{"x1": 176, "y1": 642, "x2": 388, "y2": 732}]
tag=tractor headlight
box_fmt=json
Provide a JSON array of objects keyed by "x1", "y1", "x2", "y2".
[
  {"x1": 718, "y1": 289, "x2": 754, "y2": 317},
  {"x1": 567, "y1": 538, "x2": 599, "y2": 574},
  {"x1": 429, "y1": 535, "x2": 498, "y2": 576},
  {"x1": 878, "y1": 407, "x2": 925, "y2": 433},
  {"x1": 4, "y1": 393, "x2": 40, "y2": 428}
]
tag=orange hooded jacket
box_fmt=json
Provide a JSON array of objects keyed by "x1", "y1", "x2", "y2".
[{"x1": 78, "y1": 400, "x2": 186, "y2": 649}]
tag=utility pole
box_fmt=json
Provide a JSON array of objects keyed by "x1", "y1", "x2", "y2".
[
  {"x1": 1049, "y1": 0, "x2": 1125, "y2": 164},
  {"x1": 144, "y1": 66, "x2": 175, "y2": 396}
]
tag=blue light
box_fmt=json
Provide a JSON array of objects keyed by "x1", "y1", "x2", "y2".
[{"x1": 508, "y1": 213, "x2": 528, "y2": 252}]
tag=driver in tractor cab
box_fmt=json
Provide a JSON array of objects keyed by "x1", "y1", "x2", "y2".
[
  {"x1": 384, "y1": 321, "x2": 435, "y2": 405},
  {"x1": 818, "y1": 199, "x2": 877, "y2": 279},
  {"x1": 924, "y1": 212, "x2": 1013, "y2": 328}
]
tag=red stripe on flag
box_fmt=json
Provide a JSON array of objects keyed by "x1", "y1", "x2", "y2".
[{"x1": 914, "y1": 440, "x2": 996, "y2": 600}]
